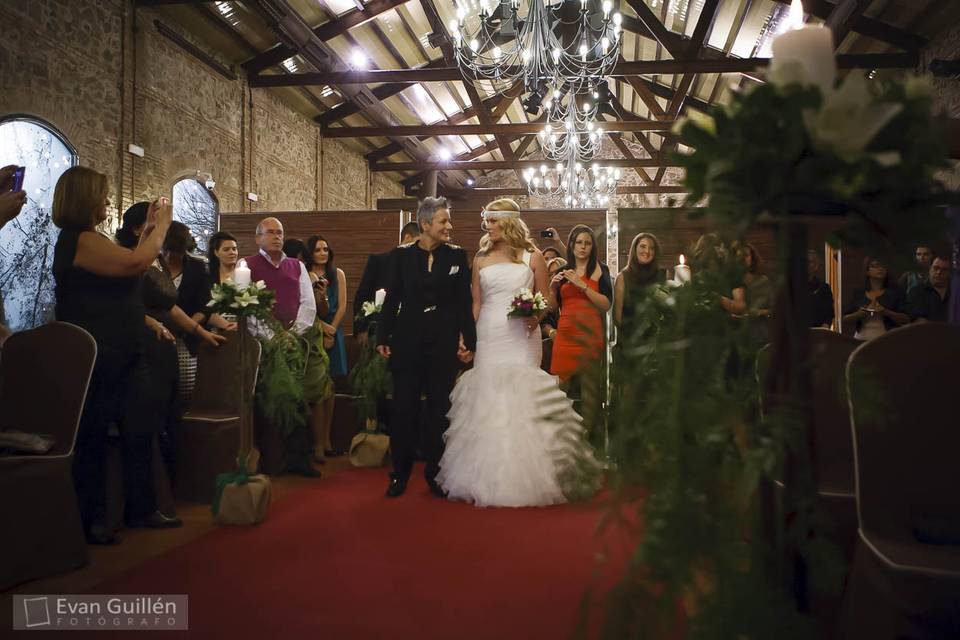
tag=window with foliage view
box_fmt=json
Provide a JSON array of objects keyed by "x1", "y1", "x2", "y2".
[
  {"x1": 0, "y1": 117, "x2": 78, "y2": 331},
  {"x1": 172, "y1": 178, "x2": 218, "y2": 253}
]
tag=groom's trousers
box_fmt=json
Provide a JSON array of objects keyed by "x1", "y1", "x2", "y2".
[{"x1": 389, "y1": 343, "x2": 458, "y2": 483}]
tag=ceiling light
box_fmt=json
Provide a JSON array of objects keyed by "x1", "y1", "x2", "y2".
[{"x1": 350, "y1": 50, "x2": 368, "y2": 69}]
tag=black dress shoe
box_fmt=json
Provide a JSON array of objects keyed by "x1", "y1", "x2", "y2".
[
  {"x1": 126, "y1": 510, "x2": 183, "y2": 529},
  {"x1": 427, "y1": 479, "x2": 448, "y2": 499},
  {"x1": 85, "y1": 524, "x2": 120, "y2": 545},
  {"x1": 385, "y1": 476, "x2": 407, "y2": 498}
]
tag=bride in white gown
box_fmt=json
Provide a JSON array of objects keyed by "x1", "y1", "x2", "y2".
[{"x1": 437, "y1": 198, "x2": 595, "y2": 507}]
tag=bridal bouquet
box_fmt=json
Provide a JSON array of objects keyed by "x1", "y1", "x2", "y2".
[{"x1": 507, "y1": 288, "x2": 548, "y2": 318}]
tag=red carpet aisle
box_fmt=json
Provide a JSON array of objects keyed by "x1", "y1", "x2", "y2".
[{"x1": 96, "y1": 466, "x2": 641, "y2": 639}]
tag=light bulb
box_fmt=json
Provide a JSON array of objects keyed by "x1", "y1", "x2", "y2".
[
  {"x1": 583, "y1": 101, "x2": 591, "y2": 112},
  {"x1": 603, "y1": 0, "x2": 612, "y2": 16},
  {"x1": 522, "y1": 48, "x2": 531, "y2": 63},
  {"x1": 613, "y1": 12, "x2": 622, "y2": 25},
  {"x1": 545, "y1": 179, "x2": 552, "y2": 188},
  {"x1": 552, "y1": 47, "x2": 561, "y2": 63},
  {"x1": 470, "y1": 39, "x2": 479, "y2": 53},
  {"x1": 555, "y1": 162, "x2": 562, "y2": 172},
  {"x1": 553, "y1": 89, "x2": 561, "y2": 99},
  {"x1": 579, "y1": 43, "x2": 588, "y2": 60},
  {"x1": 540, "y1": 164, "x2": 547, "y2": 174},
  {"x1": 593, "y1": 89, "x2": 600, "y2": 99},
  {"x1": 492, "y1": 46, "x2": 502, "y2": 60},
  {"x1": 448, "y1": 19, "x2": 458, "y2": 33},
  {"x1": 601, "y1": 36, "x2": 610, "y2": 53},
  {"x1": 544, "y1": 100, "x2": 552, "y2": 110}
]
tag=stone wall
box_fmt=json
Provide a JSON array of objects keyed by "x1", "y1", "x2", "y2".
[
  {"x1": 0, "y1": 0, "x2": 401, "y2": 226},
  {"x1": 922, "y1": 20, "x2": 960, "y2": 191}
]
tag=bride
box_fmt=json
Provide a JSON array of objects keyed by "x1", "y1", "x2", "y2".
[{"x1": 437, "y1": 198, "x2": 595, "y2": 507}]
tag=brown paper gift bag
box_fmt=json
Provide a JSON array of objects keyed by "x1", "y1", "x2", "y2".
[
  {"x1": 349, "y1": 430, "x2": 390, "y2": 468},
  {"x1": 214, "y1": 474, "x2": 271, "y2": 525}
]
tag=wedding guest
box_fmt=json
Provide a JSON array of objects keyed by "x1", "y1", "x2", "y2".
[
  {"x1": 53, "y1": 168, "x2": 170, "y2": 544},
  {"x1": 245, "y1": 218, "x2": 317, "y2": 334},
  {"x1": 898, "y1": 244, "x2": 933, "y2": 296},
  {"x1": 539, "y1": 227, "x2": 565, "y2": 262},
  {"x1": 207, "y1": 231, "x2": 238, "y2": 284},
  {"x1": 843, "y1": 257, "x2": 910, "y2": 341},
  {"x1": 305, "y1": 234, "x2": 348, "y2": 459},
  {"x1": 614, "y1": 233, "x2": 667, "y2": 331},
  {"x1": 282, "y1": 238, "x2": 307, "y2": 261},
  {"x1": 0, "y1": 165, "x2": 27, "y2": 345},
  {"x1": 245, "y1": 217, "x2": 319, "y2": 476},
  {"x1": 116, "y1": 206, "x2": 226, "y2": 504},
  {"x1": 807, "y1": 249, "x2": 835, "y2": 328},
  {"x1": 721, "y1": 242, "x2": 772, "y2": 319},
  {"x1": 353, "y1": 221, "x2": 420, "y2": 345},
  {"x1": 162, "y1": 221, "x2": 217, "y2": 401},
  {"x1": 550, "y1": 224, "x2": 612, "y2": 426},
  {"x1": 287, "y1": 236, "x2": 333, "y2": 465},
  {"x1": 691, "y1": 233, "x2": 727, "y2": 271},
  {"x1": 908, "y1": 254, "x2": 951, "y2": 322},
  {"x1": 541, "y1": 257, "x2": 567, "y2": 340}
]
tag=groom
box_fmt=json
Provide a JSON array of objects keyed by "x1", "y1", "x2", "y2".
[{"x1": 376, "y1": 197, "x2": 476, "y2": 498}]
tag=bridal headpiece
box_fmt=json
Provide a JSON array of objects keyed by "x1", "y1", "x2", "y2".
[{"x1": 480, "y1": 207, "x2": 520, "y2": 220}]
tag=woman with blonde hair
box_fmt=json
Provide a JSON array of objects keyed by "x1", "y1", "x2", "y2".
[{"x1": 437, "y1": 198, "x2": 595, "y2": 507}]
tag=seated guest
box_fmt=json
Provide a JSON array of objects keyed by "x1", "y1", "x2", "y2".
[
  {"x1": 353, "y1": 221, "x2": 420, "y2": 346},
  {"x1": 843, "y1": 257, "x2": 910, "y2": 341},
  {"x1": 908, "y1": 253, "x2": 951, "y2": 322},
  {"x1": 245, "y1": 217, "x2": 319, "y2": 476},
  {"x1": 614, "y1": 233, "x2": 667, "y2": 332},
  {"x1": 541, "y1": 257, "x2": 566, "y2": 340},
  {"x1": 807, "y1": 249, "x2": 835, "y2": 328},
  {"x1": 53, "y1": 168, "x2": 171, "y2": 544},
  {"x1": 898, "y1": 244, "x2": 932, "y2": 296}
]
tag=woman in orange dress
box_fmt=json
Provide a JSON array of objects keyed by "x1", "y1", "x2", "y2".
[{"x1": 549, "y1": 225, "x2": 612, "y2": 425}]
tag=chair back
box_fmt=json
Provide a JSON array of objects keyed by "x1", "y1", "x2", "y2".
[
  {"x1": 187, "y1": 331, "x2": 261, "y2": 417},
  {"x1": 0, "y1": 322, "x2": 97, "y2": 456},
  {"x1": 808, "y1": 328, "x2": 861, "y2": 495},
  {"x1": 846, "y1": 323, "x2": 960, "y2": 541}
]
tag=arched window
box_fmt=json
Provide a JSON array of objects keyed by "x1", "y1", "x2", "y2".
[
  {"x1": 0, "y1": 116, "x2": 78, "y2": 331},
  {"x1": 172, "y1": 177, "x2": 218, "y2": 252}
]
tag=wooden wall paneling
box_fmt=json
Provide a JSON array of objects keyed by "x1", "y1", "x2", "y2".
[{"x1": 219, "y1": 211, "x2": 403, "y2": 333}]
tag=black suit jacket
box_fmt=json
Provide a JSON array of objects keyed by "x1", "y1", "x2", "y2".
[
  {"x1": 353, "y1": 251, "x2": 391, "y2": 334},
  {"x1": 376, "y1": 242, "x2": 476, "y2": 372}
]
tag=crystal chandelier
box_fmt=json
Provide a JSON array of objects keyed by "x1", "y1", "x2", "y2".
[
  {"x1": 524, "y1": 149, "x2": 621, "y2": 208},
  {"x1": 450, "y1": 0, "x2": 623, "y2": 101},
  {"x1": 538, "y1": 81, "x2": 604, "y2": 162}
]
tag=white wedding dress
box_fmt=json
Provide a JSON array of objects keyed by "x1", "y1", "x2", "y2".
[{"x1": 437, "y1": 252, "x2": 593, "y2": 507}]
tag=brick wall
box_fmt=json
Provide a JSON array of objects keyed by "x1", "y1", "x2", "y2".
[{"x1": 0, "y1": 0, "x2": 402, "y2": 226}]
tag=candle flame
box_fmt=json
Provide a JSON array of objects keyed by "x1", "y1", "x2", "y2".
[
  {"x1": 787, "y1": 0, "x2": 805, "y2": 30},
  {"x1": 679, "y1": 254, "x2": 686, "y2": 265},
  {"x1": 238, "y1": 259, "x2": 247, "y2": 268}
]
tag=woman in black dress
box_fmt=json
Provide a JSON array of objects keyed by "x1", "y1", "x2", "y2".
[{"x1": 52, "y1": 167, "x2": 171, "y2": 544}]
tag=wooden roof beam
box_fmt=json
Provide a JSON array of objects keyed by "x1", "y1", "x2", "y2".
[{"x1": 373, "y1": 158, "x2": 680, "y2": 172}]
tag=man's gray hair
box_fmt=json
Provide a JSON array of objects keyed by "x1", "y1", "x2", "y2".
[
  {"x1": 417, "y1": 197, "x2": 450, "y2": 230},
  {"x1": 255, "y1": 217, "x2": 282, "y2": 235}
]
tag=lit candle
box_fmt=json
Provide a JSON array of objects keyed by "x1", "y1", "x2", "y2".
[
  {"x1": 374, "y1": 288, "x2": 387, "y2": 307},
  {"x1": 674, "y1": 254, "x2": 691, "y2": 284},
  {"x1": 769, "y1": 0, "x2": 836, "y2": 94},
  {"x1": 234, "y1": 259, "x2": 251, "y2": 288}
]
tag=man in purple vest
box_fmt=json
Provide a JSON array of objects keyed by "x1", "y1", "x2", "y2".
[
  {"x1": 246, "y1": 217, "x2": 317, "y2": 334},
  {"x1": 246, "y1": 217, "x2": 319, "y2": 476}
]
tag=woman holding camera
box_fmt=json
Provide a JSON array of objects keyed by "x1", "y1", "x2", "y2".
[
  {"x1": 53, "y1": 168, "x2": 172, "y2": 544},
  {"x1": 305, "y1": 235, "x2": 344, "y2": 461}
]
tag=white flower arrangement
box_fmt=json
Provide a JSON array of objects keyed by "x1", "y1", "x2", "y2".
[{"x1": 508, "y1": 288, "x2": 549, "y2": 318}]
